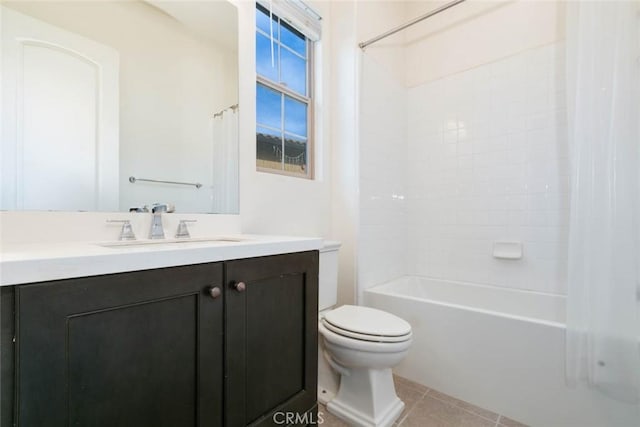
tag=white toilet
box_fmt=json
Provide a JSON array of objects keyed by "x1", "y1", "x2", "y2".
[{"x1": 318, "y1": 241, "x2": 412, "y2": 427}]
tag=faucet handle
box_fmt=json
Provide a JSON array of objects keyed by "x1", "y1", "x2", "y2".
[
  {"x1": 175, "y1": 219, "x2": 197, "y2": 239},
  {"x1": 107, "y1": 220, "x2": 136, "y2": 241}
]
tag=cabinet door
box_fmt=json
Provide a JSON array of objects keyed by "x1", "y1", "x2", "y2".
[
  {"x1": 225, "y1": 251, "x2": 319, "y2": 427},
  {"x1": 16, "y1": 263, "x2": 224, "y2": 427}
]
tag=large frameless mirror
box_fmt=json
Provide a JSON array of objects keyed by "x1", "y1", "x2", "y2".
[{"x1": 1, "y1": 0, "x2": 239, "y2": 214}]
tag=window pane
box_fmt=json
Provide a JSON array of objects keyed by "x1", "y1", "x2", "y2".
[
  {"x1": 280, "y1": 48, "x2": 307, "y2": 95},
  {"x1": 284, "y1": 97, "x2": 307, "y2": 137},
  {"x1": 256, "y1": 6, "x2": 277, "y2": 37},
  {"x1": 281, "y1": 22, "x2": 306, "y2": 57},
  {"x1": 256, "y1": 32, "x2": 279, "y2": 81},
  {"x1": 257, "y1": 125, "x2": 282, "y2": 169},
  {"x1": 256, "y1": 83, "x2": 281, "y2": 130},
  {"x1": 284, "y1": 133, "x2": 307, "y2": 173}
]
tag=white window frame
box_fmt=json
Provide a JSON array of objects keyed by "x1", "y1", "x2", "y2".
[{"x1": 255, "y1": 1, "x2": 318, "y2": 179}]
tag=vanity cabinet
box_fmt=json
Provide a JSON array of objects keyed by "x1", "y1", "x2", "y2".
[{"x1": 2, "y1": 251, "x2": 318, "y2": 427}]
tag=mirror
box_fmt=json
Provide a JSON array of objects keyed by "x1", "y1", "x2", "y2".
[{"x1": 1, "y1": 0, "x2": 239, "y2": 214}]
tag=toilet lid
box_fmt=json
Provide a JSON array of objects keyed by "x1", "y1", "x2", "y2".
[{"x1": 323, "y1": 305, "x2": 411, "y2": 338}]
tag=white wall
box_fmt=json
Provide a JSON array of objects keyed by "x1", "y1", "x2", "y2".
[
  {"x1": 356, "y1": 0, "x2": 407, "y2": 82},
  {"x1": 4, "y1": 1, "x2": 238, "y2": 213},
  {"x1": 404, "y1": 0, "x2": 565, "y2": 86},
  {"x1": 328, "y1": 0, "x2": 359, "y2": 306}
]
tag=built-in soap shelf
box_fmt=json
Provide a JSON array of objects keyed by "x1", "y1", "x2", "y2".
[{"x1": 492, "y1": 241, "x2": 523, "y2": 260}]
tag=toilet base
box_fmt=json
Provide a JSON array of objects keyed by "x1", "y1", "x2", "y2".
[
  {"x1": 327, "y1": 367, "x2": 404, "y2": 427},
  {"x1": 318, "y1": 385, "x2": 336, "y2": 405}
]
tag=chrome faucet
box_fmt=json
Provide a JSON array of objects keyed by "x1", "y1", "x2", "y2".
[{"x1": 149, "y1": 203, "x2": 174, "y2": 239}]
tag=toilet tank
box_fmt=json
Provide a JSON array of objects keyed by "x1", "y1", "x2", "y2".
[{"x1": 319, "y1": 241, "x2": 341, "y2": 311}]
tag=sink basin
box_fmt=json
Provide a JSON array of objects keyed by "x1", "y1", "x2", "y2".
[{"x1": 98, "y1": 237, "x2": 246, "y2": 249}]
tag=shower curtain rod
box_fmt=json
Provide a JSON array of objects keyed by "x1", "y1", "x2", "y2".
[{"x1": 358, "y1": 0, "x2": 467, "y2": 50}]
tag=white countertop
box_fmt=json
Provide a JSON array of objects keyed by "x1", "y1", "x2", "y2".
[{"x1": 0, "y1": 234, "x2": 323, "y2": 286}]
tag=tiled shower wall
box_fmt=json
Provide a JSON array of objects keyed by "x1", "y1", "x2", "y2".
[
  {"x1": 405, "y1": 43, "x2": 569, "y2": 295},
  {"x1": 358, "y1": 54, "x2": 408, "y2": 302}
]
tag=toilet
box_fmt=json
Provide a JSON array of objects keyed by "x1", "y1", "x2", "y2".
[{"x1": 318, "y1": 241, "x2": 412, "y2": 427}]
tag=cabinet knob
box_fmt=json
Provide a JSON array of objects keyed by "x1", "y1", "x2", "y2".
[
  {"x1": 234, "y1": 281, "x2": 246, "y2": 292},
  {"x1": 209, "y1": 286, "x2": 222, "y2": 299}
]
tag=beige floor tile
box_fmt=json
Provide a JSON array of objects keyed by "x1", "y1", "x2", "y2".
[
  {"x1": 393, "y1": 374, "x2": 429, "y2": 394},
  {"x1": 427, "y1": 390, "x2": 499, "y2": 422},
  {"x1": 395, "y1": 380, "x2": 429, "y2": 424},
  {"x1": 498, "y1": 415, "x2": 529, "y2": 427},
  {"x1": 399, "y1": 395, "x2": 495, "y2": 427}
]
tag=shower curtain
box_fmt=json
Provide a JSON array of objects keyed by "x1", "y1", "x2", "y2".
[
  {"x1": 211, "y1": 108, "x2": 239, "y2": 214},
  {"x1": 565, "y1": 0, "x2": 640, "y2": 403}
]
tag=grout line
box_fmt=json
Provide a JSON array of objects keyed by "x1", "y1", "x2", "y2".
[{"x1": 396, "y1": 388, "x2": 429, "y2": 426}]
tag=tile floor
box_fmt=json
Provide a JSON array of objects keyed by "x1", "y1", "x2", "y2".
[{"x1": 318, "y1": 375, "x2": 528, "y2": 427}]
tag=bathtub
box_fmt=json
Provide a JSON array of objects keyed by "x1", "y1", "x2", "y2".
[{"x1": 364, "y1": 276, "x2": 640, "y2": 427}]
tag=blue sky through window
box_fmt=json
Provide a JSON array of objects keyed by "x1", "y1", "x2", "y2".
[
  {"x1": 256, "y1": 6, "x2": 275, "y2": 35},
  {"x1": 284, "y1": 97, "x2": 307, "y2": 137},
  {"x1": 256, "y1": 32, "x2": 278, "y2": 81},
  {"x1": 280, "y1": 49, "x2": 306, "y2": 95},
  {"x1": 281, "y1": 22, "x2": 306, "y2": 56},
  {"x1": 256, "y1": 84, "x2": 281, "y2": 130}
]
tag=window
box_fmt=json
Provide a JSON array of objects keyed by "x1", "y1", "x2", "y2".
[{"x1": 256, "y1": 2, "x2": 317, "y2": 178}]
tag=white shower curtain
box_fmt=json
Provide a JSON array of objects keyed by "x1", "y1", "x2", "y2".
[
  {"x1": 565, "y1": 0, "x2": 640, "y2": 403},
  {"x1": 211, "y1": 108, "x2": 239, "y2": 214}
]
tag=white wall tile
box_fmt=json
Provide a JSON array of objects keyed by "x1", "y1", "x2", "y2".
[
  {"x1": 404, "y1": 43, "x2": 569, "y2": 295},
  {"x1": 359, "y1": 43, "x2": 568, "y2": 297}
]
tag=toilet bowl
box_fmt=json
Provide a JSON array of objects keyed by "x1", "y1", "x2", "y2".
[{"x1": 319, "y1": 305, "x2": 412, "y2": 427}]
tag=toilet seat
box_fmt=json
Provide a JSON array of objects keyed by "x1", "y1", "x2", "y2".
[
  {"x1": 322, "y1": 320, "x2": 412, "y2": 343},
  {"x1": 319, "y1": 321, "x2": 412, "y2": 354},
  {"x1": 322, "y1": 305, "x2": 412, "y2": 344}
]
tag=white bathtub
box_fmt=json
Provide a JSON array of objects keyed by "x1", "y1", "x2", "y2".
[{"x1": 364, "y1": 276, "x2": 640, "y2": 427}]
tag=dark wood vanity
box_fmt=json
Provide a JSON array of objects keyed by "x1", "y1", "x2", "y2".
[{"x1": 0, "y1": 251, "x2": 319, "y2": 427}]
